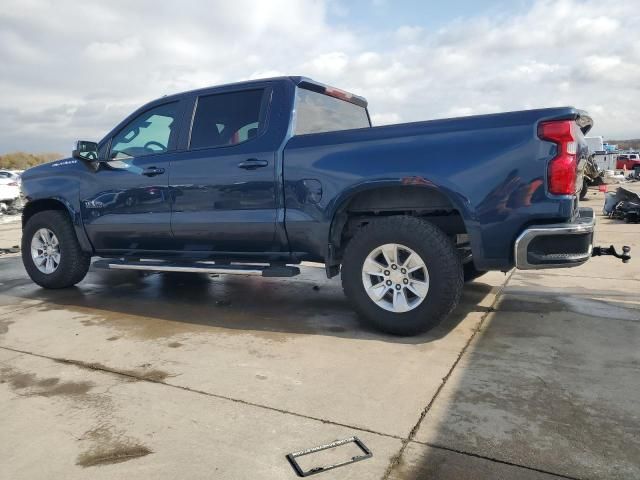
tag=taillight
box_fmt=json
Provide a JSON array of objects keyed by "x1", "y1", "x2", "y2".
[
  {"x1": 538, "y1": 120, "x2": 577, "y2": 195},
  {"x1": 8, "y1": 181, "x2": 18, "y2": 187}
]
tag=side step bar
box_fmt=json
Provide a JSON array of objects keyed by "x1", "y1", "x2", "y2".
[{"x1": 93, "y1": 259, "x2": 300, "y2": 278}]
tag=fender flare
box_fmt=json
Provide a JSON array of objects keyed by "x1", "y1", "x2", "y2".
[
  {"x1": 22, "y1": 196, "x2": 94, "y2": 253},
  {"x1": 324, "y1": 179, "x2": 482, "y2": 276}
]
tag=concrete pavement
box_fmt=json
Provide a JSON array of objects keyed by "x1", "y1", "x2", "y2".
[
  {"x1": 1, "y1": 187, "x2": 638, "y2": 479},
  {"x1": 0, "y1": 214, "x2": 21, "y2": 251}
]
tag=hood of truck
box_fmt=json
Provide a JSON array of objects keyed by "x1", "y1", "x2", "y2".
[{"x1": 21, "y1": 157, "x2": 81, "y2": 179}]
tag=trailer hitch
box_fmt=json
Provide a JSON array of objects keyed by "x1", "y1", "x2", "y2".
[{"x1": 592, "y1": 245, "x2": 631, "y2": 263}]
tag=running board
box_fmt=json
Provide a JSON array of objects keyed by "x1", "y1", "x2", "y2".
[{"x1": 92, "y1": 259, "x2": 300, "y2": 277}]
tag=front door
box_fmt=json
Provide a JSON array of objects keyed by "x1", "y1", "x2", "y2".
[
  {"x1": 80, "y1": 101, "x2": 183, "y2": 252},
  {"x1": 169, "y1": 88, "x2": 279, "y2": 254}
]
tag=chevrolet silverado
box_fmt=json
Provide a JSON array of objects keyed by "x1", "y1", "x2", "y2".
[{"x1": 19, "y1": 77, "x2": 629, "y2": 335}]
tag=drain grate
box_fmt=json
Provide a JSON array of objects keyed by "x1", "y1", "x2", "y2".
[{"x1": 286, "y1": 436, "x2": 372, "y2": 477}]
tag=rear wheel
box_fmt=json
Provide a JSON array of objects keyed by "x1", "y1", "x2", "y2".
[
  {"x1": 341, "y1": 216, "x2": 463, "y2": 336},
  {"x1": 22, "y1": 211, "x2": 90, "y2": 288}
]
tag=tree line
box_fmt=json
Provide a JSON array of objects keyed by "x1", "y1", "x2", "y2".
[{"x1": 0, "y1": 152, "x2": 63, "y2": 170}]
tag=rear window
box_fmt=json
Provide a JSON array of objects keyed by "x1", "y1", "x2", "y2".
[
  {"x1": 294, "y1": 88, "x2": 370, "y2": 135},
  {"x1": 190, "y1": 89, "x2": 265, "y2": 150}
]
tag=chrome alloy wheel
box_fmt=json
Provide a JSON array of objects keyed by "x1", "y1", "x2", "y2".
[
  {"x1": 31, "y1": 228, "x2": 61, "y2": 274},
  {"x1": 361, "y1": 243, "x2": 430, "y2": 313}
]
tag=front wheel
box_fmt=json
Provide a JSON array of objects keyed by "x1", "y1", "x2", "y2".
[
  {"x1": 341, "y1": 216, "x2": 463, "y2": 336},
  {"x1": 22, "y1": 211, "x2": 90, "y2": 288}
]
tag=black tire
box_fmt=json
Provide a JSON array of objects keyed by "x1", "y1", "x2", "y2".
[
  {"x1": 22, "y1": 211, "x2": 91, "y2": 289},
  {"x1": 579, "y1": 178, "x2": 589, "y2": 201},
  {"x1": 463, "y1": 262, "x2": 487, "y2": 282},
  {"x1": 341, "y1": 216, "x2": 463, "y2": 336}
]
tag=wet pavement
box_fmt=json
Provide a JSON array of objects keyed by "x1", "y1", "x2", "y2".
[
  {"x1": 1, "y1": 190, "x2": 639, "y2": 479},
  {"x1": 0, "y1": 217, "x2": 21, "y2": 253}
]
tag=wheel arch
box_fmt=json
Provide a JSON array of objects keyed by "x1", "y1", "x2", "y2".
[
  {"x1": 22, "y1": 198, "x2": 93, "y2": 253},
  {"x1": 326, "y1": 182, "x2": 474, "y2": 277}
]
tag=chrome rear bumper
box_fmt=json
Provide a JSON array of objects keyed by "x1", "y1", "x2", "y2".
[{"x1": 514, "y1": 208, "x2": 595, "y2": 270}]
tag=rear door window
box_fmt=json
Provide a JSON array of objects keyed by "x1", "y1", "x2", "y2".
[{"x1": 190, "y1": 89, "x2": 265, "y2": 150}]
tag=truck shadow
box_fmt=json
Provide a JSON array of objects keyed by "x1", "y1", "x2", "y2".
[{"x1": 2, "y1": 261, "x2": 498, "y2": 345}]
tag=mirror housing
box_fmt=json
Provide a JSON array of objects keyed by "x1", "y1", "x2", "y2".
[{"x1": 72, "y1": 140, "x2": 99, "y2": 161}]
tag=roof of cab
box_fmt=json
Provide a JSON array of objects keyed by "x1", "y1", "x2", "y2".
[{"x1": 158, "y1": 76, "x2": 368, "y2": 108}]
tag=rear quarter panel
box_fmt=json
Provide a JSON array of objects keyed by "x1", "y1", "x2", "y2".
[{"x1": 283, "y1": 108, "x2": 580, "y2": 270}]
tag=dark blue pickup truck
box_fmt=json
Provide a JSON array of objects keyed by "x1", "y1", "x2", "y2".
[{"x1": 20, "y1": 76, "x2": 627, "y2": 335}]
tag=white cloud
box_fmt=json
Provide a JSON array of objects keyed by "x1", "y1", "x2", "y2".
[
  {"x1": 0, "y1": 29, "x2": 43, "y2": 63},
  {"x1": 371, "y1": 112, "x2": 401, "y2": 125},
  {"x1": 302, "y1": 52, "x2": 350, "y2": 78},
  {"x1": 85, "y1": 37, "x2": 144, "y2": 61},
  {"x1": 395, "y1": 26, "x2": 423, "y2": 42},
  {"x1": 0, "y1": 0, "x2": 638, "y2": 153}
]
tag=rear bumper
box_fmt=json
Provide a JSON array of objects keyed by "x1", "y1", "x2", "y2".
[{"x1": 514, "y1": 207, "x2": 595, "y2": 269}]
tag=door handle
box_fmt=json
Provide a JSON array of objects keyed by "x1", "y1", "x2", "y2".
[
  {"x1": 237, "y1": 159, "x2": 269, "y2": 170},
  {"x1": 142, "y1": 167, "x2": 165, "y2": 177}
]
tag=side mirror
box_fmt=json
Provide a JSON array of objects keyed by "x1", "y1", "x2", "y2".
[{"x1": 72, "y1": 140, "x2": 99, "y2": 161}]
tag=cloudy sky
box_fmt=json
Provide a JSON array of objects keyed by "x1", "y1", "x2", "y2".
[{"x1": 1, "y1": 0, "x2": 639, "y2": 154}]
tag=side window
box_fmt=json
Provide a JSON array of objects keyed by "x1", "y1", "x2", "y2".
[
  {"x1": 294, "y1": 88, "x2": 370, "y2": 135},
  {"x1": 110, "y1": 102, "x2": 179, "y2": 160},
  {"x1": 190, "y1": 89, "x2": 264, "y2": 150}
]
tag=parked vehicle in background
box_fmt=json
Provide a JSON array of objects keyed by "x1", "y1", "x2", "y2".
[
  {"x1": 592, "y1": 151, "x2": 617, "y2": 171},
  {"x1": 616, "y1": 153, "x2": 640, "y2": 173},
  {"x1": 18, "y1": 76, "x2": 630, "y2": 335},
  {"x1": 584, "y1": 135, "x2": 604, "y2": 153},
  {"x1": 0, "y1": 174, "x2": 22, "y2": 212},
  {"x1": 0, "y1": 170, "x2": 21, "y2": 185}
]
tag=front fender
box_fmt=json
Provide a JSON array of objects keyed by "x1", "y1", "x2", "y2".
[{"x1": 21, "y1": 173, "x2": 94, "y2": 254}]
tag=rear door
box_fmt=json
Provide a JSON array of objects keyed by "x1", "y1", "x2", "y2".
[
  {"x1": 80, "y1": 101, "x2": 185, "y2": 252},
  {"x1": 169, "y1": 87, "x2": 279, "y2": 253}
]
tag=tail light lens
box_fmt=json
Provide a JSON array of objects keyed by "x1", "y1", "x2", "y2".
[
  {"x1": 538, "y1": 120, "x2": 577, "y2": 195},
  {"x1": 8, "y1": 181, "x2": 18, "y2": 187}
]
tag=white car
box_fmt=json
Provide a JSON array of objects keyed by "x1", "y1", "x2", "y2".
[
  {"x1": 0, "y1": 170, "x2": 21, "y2": 185},
  {"x1": 0, "y1": 175, "x2": 21, "y2": 205}
]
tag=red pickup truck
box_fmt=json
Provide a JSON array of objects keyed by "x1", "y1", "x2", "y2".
[{"x1": 616, "y1": 153, "x2": 640, "y2": 172}]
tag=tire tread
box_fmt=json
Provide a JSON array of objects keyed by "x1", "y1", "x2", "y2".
[{"x1": 22, "y1": 210, "x2": 90, "y2": 288}]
